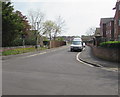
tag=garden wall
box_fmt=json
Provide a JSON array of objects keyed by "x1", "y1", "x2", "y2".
[
  {"x1": 92, "y1": 46, "x2": 120, "y2": 62},
  {"x1": 49, "y1": 41, "x2": 66, "y2": 48}
]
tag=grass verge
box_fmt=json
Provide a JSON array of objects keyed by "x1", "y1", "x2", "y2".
[{"x1": 2, "y1": 47, "x2": 47, "y2": 56}]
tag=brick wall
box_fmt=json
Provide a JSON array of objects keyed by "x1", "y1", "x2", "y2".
[
  {"x1": 92, "y1": 46, "x2": 120, "y2": 62},
  {"x1": 114, "y1": 1, "x2": 120, "y2": 40},
  {"x1": 106, "y1": 21, "x2": 114, "y2": 40},
  {"x1": 49, "y1": 41, "x2": 66, "y2": 48}
]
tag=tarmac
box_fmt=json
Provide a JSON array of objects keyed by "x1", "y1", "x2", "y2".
[
  {"x1": 78, "y1": 46, "x2": 119, "y2": 71},
  {"x1": 2, "y1": 45, "x2": 119, "y2": 72}
]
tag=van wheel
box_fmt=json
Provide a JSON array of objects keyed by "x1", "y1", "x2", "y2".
[
  {"x1": 79, "y1": 49, "x2": 82, "y2": 52},
  {"x1": 70, "y1": 49, "x2": 73, "y2": 52}
]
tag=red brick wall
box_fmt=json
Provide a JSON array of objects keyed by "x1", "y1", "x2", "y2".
[
  {"x1": 114, "y1": 1, "x2": 120, "y2": 40},
  {"x1": 106, "y1": 21, "x2": 114, "y2": 40},
  {"x1": 92, "y1": 46, "x2": 120, "y2": 62},
  {"x1": 49, "y1": 40, "x2": 66, "y2": 48}
]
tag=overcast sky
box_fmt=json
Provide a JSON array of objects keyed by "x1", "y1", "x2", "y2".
[{"x1": 11, "y1": 0, "x2": 116, "y2": 36}]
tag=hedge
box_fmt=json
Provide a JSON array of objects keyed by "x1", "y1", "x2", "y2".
[
  {"x1": 100, "y1": 41, "x2": 120, "y2": 48},
  {"x1": 7, "y1": 38, "x2": 36, "y2": 47}
]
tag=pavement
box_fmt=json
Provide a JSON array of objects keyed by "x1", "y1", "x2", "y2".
[{"x1": 78, "y1": 46, "x2": 119, "y2": 70}]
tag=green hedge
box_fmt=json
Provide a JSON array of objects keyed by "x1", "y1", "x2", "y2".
[
  {"x1": 8, "y1": 38, "x2": 36, "y2": 47},
  {"x1": 100, "y1": 41, "x2": 120, "y2": 48}
]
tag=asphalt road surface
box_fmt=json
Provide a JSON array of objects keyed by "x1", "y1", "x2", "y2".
[{"x1": 2, "y1": 46, "x2": 118, "y2": 95}]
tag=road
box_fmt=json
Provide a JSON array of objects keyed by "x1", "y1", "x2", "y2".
[{"x1": 2, "y1": 46, "x2": 118, "y2": 95}]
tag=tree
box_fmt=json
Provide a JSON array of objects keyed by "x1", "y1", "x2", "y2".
[
  {"x1": 16, "y1": 11, "x2": 31, "y2": 36},
  {"x1": 16, "y1": 10, "x2": 31, "y2": 46},
  {"x1": 27, "y1": 9, "x2": 45, "y2": 47},
  {"x1": 53, "y1": 16, "x2": 65, "y2": 40},
  {"x1": 2, "y1": 2, "x2": 25, "y2": 47},
  {"x1": 42, "y1": 20, "x2": 55, "y2": 40},
  {"x1": 86, "y1": 27, "x2": 96, "y2": 36},
  {"x1": 42, "y1": 16, "x2": 66, "y2": 41}
]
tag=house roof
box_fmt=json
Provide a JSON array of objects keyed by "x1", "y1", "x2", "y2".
[
  {"x1": 81, "y1": 35, "x2": 94, "y2": 41},
  {"x1": 94, "y1": 28, "x2": 101, "y2": 36},
  {"x1": 100, "y1": 18, "x2": 114, "y2": 25}
]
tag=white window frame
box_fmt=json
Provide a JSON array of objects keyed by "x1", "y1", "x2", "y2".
[
  {"x1": 110, "y1": 22, "x2": 111, "y2": 26},
  {"x1": 109, "y1": 30, "x2": 111, "y2": 34},
  {"x1": 114, "y1": 28, "x2": 116, "y2": 34},
  {"x1": 115, "y1": 20, "x2": 116, "y2": 25}
]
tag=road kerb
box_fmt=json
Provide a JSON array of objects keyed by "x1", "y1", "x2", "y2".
[{"x1": 76, "y1": 52, "x2": 118, "y2": 72}]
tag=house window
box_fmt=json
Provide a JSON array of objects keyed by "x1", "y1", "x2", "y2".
[
  {"x1": 119, "y1": 5, "x2": 120, "y2": 10},
  {"x1": 106, "y1": 31, "x2": 108, "y2": 34},
  {"x1": 115, "y1": 20, "x2": 116, "y2": 25},
  {"x1": 114, "y1": 28, "x2": 116, "y2": 34},
  {"x1": 118, "y1": 20, "x2": 120, "y2": 26},
  {"x1": 110, "y1": 22, "x2": 111, "y2": 26},
  {"x1": 110, "y1": 30, "x2": 111, "y2": 34}
]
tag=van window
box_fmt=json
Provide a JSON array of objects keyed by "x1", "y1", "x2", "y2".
[{"x1": 72, "y1": 41, "x2": 82, "y2": 45}]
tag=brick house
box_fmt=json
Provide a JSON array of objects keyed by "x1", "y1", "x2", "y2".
[
  {"x1": 81, "y1": 35, "x2": 94, "y2": 43},
  {"x1": 106, "y1": 20, "x2": 114, "y2": 41},
  {"x1": 100, "y1": 18, "x2": 114, "y2": 41},
  {"x1": 113, "y1": 0, "x2": 120, "y2": 40},
  {"x1": 94, "y1": 28, "x2": 100, "y2": 36}
]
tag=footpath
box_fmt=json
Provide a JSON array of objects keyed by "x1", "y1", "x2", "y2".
[{"x1": 78, "y1": 46, "x2": 118, "y2": 71}]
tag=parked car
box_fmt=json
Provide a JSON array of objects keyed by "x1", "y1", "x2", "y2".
[{"x1": 70, "y1": 38, "x2": 83, "y2": 52}]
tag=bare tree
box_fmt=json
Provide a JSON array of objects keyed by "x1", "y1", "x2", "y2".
[
  {"x1": 86, "y1": 27, "x2": 96, "y2": 36},
  {"x1": 53, "y1": 16, "x2": 66, "y2": 40},
  {"x1": 27, "y1": 9, "x2": 45, "y2": 47}
]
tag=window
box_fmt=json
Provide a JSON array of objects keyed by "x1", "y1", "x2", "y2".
[
  {"x1": 115, "y1": 20, "x2": 116, "y2": 25},
  {"x1": 110, "y1": 30, "x2": 111, "y2": 34},
  {"x1": 72, "y1": 41, "x2": 82, "y2": 45},
  {"x1": 119, "y1": 20, "x2": 120, "y2": 26},
  {"x1": 110, "y1": 22, "x2": 111, "y2": 26},
  {"x1": 114, "y1": 28, "x2": 116, "y2": 34},
  {"x1": 119, "y1": 5, "x2": 120, "y2": 10}
]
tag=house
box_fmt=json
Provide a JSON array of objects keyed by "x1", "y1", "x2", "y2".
[
  {"x1": 94, "y1": 28, "x2": 101, "y2": 37},
  {"x1": 113, "y1": 0, "x2": 120, "y2": 40},
  {"x1": 93, "y1": 28, "x2": 101, "y2": 46},
  {"x1": 81, "y1": 35, "x2": 94, "y2": 43},
  {"x1": 106, "y1": 20, "x2": 114, "y2": 41},
  {"x1": 100, "y1": 18, "x2": 114, "y2": 41},
  {"x1": 57, "y1": 36, "x2": 75, "y2": 43}
]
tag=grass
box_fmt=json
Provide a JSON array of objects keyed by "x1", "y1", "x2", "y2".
[{"x1": 2, "y1": 47, "x2": 47, "y2": 56}]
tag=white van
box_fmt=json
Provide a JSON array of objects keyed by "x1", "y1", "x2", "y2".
[{"x1": 70, "y1": 38, "x2": 83, "y2": 52}]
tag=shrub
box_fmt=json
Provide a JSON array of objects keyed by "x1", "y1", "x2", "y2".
[
  {"x1": 100, "y1": 41, "x2": 120, "y2": 48},
  {"x1": 25, "y1": 38, "x2": 36, "y2": 45}
]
